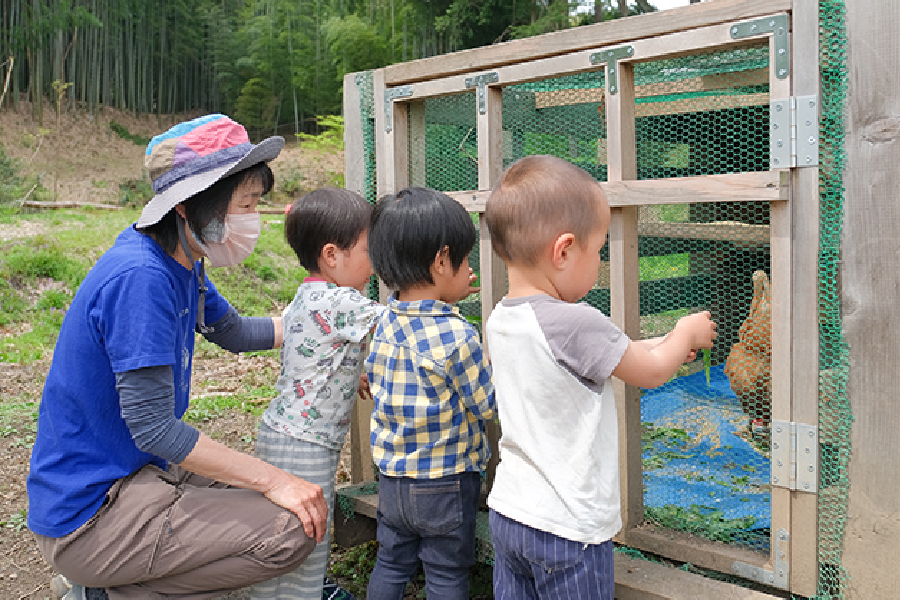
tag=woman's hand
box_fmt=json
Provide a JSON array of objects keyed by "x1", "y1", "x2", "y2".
[
  {"x1": 180, "y1": 433, "x2": 328, "y2": 542},
  {"x1": 264, "y1": 474, "x2": 328, "y2": 542}
]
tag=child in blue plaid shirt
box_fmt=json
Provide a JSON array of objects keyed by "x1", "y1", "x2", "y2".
[{"x1": 364, "y1": 187, "x2": 496, "y2": 600}]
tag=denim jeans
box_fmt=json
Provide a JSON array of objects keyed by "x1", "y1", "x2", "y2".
[
  {"x1": 489, "y1": 509, "x2": 614, "y2": 600},
  {"x1": 366, "y1": 472, "x2": 481, "y2": 600}
]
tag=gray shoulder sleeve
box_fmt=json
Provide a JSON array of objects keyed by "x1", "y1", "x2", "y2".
[
  {"x1": 531, "y1": 299, "x2": 630, "y2": 393},
  {"x1": 115, "y1": 365, "x2": 200, "y2": 464},
  {"x1": 201, "y1": 305, "x2": 275, "y2": 353}
]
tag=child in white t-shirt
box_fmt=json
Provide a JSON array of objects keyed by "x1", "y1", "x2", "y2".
[{"x1": 484, "y1": 155, "x2": 717, "y2": 599}]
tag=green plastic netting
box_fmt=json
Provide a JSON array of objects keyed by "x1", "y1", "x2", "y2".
[{"x1": 349, "y1": 2, "x2": 850, "y2": 596}]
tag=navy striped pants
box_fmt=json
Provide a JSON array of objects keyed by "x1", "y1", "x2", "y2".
[{"x1": 489, "y1": 509, "x2": 614, "y2": 600}]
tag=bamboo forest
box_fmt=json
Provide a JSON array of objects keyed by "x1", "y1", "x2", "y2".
[{"x1": 0, "y1": 0, "x2": 657, "y2": 137}]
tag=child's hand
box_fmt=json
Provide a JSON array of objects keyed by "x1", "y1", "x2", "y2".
[
  {"x1": 465, "y1": 267, "x2": 481, "y2": 298},
  {"x1": 685, "y1": 349, "x2": 698, "y2": 363},
  {"x1": 676, "y1": 311, "x2": 717, "y2": 350},
  {"x1": 358, "y1": 372, "x2": 372, "y2": 401}
]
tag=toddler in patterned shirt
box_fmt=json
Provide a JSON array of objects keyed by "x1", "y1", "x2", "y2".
[{"x1": 252, "y1": 188, "x2": 384, "y2": 600}]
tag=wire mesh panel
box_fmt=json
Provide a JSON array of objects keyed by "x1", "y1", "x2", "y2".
[
  {"x1": 501, "y1": 71, "x2": 608, "y2": 182},
  {"x1": 633, "y1": 202, "x2": 771, "y2": 552},
  {"x1": 634, "y1": 45, "x2": 770, "y2": 179},
  {"x1": 405, "y1": 92, "x2": 483, "y2": 331},
  {"x1": 623, "y1": 47, "x2": 773, "y2": 553},
  {"x1": 817, "y1": 1, "x2": 851, "y2": 597},
  {"x1": 408, "y1": 92, "x2": 479, "y2": 192}
]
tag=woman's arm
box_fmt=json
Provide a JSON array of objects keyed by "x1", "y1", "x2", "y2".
[
  {"x1": 118, "y1": 365, "x2": 327, "y2": 541},
  {"x1": 201, "y1": 307, "x2": 281, "y2": 352},
  {"x1": 273, "y1": 316, "x2": 282, "y2": 348},
  {"x1": 179, "y1": 433, "x2": 328, "y2": 542}
]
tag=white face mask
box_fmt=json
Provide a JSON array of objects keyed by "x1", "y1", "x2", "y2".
[{"x1": 195, "y1": 212, "x2": 261, "y2": 267}]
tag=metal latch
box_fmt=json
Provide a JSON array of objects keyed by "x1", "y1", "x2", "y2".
[
  {"x1": 383, "y1": 85, "x2": 413, "y2": 133},
  {"x1": 733, "y1": 528, "x2": 789, "y2": 589},
  {"x1": 771, "y1": 419, "x2": 818, "y2": 493},
  {"x1": 770, "y1": 95, "x2": 819, "y2": 169},
  {"x1": 590, "y1": 46, "x2": 634, "y2": 95},
  {"x1": 465, "y1": 72, "x2": 499, "y2": 115}
]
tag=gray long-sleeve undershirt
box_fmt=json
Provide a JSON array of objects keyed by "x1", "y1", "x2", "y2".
[{"x1": 115, "y1": 308, "x2": 275, "y2": 464}]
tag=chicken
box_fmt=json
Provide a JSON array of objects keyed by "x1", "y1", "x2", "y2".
[{"x1": 724, "y1": 270, "x2": 772, "y2": 425}]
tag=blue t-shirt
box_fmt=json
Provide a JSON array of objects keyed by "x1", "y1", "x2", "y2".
[{"x1": 27, "y1": 225, "x2": 230, "y2": 537}]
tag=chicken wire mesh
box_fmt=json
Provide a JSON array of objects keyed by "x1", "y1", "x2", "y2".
[{"x1": 350, "y1": 1, "x2": 850, "y2": 595}]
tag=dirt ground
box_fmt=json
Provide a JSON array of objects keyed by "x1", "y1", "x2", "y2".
[{"x1": 0, "y1": 100, "x2": 349, "y2": 599}]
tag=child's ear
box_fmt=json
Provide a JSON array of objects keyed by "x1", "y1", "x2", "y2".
[
  {"x1": 321, "y1": 243, "x2": 339, "y2": 269},
  {"x1": 432, "y1": 246, "x2": 451, "y2": 276},
  {"x1": 551, "y1": 233, "x2": 575, "y2": 270}
]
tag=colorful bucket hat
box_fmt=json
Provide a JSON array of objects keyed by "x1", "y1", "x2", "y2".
[{"x1": 137, "y1": 114, "x2": 284, "y2": 227}]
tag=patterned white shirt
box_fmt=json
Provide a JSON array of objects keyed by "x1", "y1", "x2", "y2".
[{"x1": 262, "y1": 279, "x2": 384, "y2": 450}]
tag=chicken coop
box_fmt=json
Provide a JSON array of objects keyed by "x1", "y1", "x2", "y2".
[{"x1": 337, "y1": 0, "x2": 900, "y2": 598}]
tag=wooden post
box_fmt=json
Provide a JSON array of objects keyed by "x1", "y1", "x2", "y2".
[
  {"x1": 344, "y1": 71, "x2": 377, "y2": 483},
  {"x1": 841, "y1": 1, "x2": 900, "y2": 597},
  {"x1": 767, "y1": 10, "x2": 794, "y2": 588},
  {"x1": 787, "y1": 0, "x2": 819, "y2": 595},
  {"x1": 606, "y1": 59, "x2": 643, "y2": 533},
  {"x1": 476, "y1": 84, "x2": 506, "y2": 493},
  {"x1": 409, "y1": 101, "x2": 427, "y2": 187}
]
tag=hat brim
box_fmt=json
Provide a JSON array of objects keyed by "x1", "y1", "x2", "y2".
[{"x1": 137, "y1": 136, "x2": 285, "y2": 228}]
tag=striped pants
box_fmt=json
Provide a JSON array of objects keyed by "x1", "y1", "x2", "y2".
[
  {"x1": 489, "y1": 509, "x2": 615, "y2": 600},
  {"x1": 249, "y1": 423, "x2": 341, "y2": 600}
]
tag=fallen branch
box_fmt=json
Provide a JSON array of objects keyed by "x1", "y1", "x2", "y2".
[
  {"x1": 0, "y1": 56, "x2": 13, "y2": 109},
  {"x1": 17, "y1": 183, "x2": 38, "y2": 208},
  {"x1": 22, "y1": 200, "x2": 122, "y2": 211},
  {"x1": 18, "y1": 583, "x2": 45, "y2": 600}
]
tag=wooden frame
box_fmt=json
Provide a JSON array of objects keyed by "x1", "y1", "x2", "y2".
[{"x1": 345, "y1": 1, "x2": 820, "y2": 595}]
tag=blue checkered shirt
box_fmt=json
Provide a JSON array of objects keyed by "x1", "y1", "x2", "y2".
[{"x1": 366, "y1": 297, "x2": 496, "y2": 479}]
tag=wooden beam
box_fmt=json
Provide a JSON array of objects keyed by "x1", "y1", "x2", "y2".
[
  {"x1": 384, "y1": 0, "x2": 791, "y2": 85},
  {"x1": 616, "y1": 528, "x2": 772, "y2": 591},
  {"x1": 614, "y1": 553, "x2": 784, "y2": 600},
  {"x1": 635, "y1": 93, "x2": 769, "y2": 118},
  {"x1": 638, "y1": 220, "x2": 769, "y2": 245},
  {"x1": 602, "y1": 171, "x2": 788, "y2": 207},
  {"x1": 534, "y1": 68, "x2": 769, "y2": 109},
  {"x1": 445, "y1": 171, "x2": 788, "y2": 212},
  {"x1": 404, "y1": 18, "x2": 777, "y2": 102}
]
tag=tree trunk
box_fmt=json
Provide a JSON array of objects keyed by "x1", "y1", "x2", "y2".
[{"x1": 617, "y1": 0, "x2": 628, "y2": 18}]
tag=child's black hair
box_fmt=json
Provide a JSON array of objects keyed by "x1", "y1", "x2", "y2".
[
  {"x1": 369, "y1": 187, "x2": 476, "y2": 291},
  {"x1": 139, "y1": 162, "x2": 274, "y2": 255},
  {"x1": 285, "y1": 187, "x2": 372, "y2": 273}
]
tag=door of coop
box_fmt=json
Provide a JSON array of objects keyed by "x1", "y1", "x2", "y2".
[{"x1": 351, "y1": 3, "x2": 820, "y2": 597}]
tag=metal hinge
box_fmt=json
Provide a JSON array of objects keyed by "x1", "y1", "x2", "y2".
[
  {"x1": 733, "y1": 528, "x2": 790, "y2": 589},
  {"x1": 771, "y1": 419, "x2": 818, "y2": 493},
  {"x1": 770, "y1": 95, "x2": 819, "y2": 169}
]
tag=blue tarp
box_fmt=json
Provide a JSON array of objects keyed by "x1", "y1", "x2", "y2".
[{"x1": 640, "y1": 364, "x2": 771, "y2": 531}]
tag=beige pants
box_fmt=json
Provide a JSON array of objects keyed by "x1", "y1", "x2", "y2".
[{"x1": 34, "y1": 464, "x2": 316, "y2": 600}]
